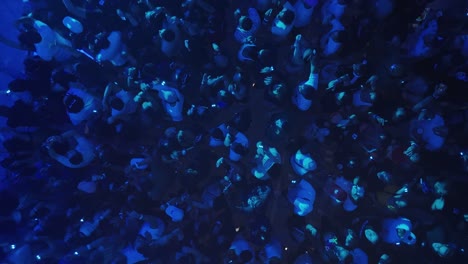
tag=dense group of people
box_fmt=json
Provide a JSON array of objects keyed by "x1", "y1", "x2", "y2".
[{"x1": 0, "y1": 0, "x2": 467, "y2": 263}]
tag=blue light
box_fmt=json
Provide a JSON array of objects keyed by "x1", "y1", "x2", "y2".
[
  {"x1": 74, "y1": 251, "x2": 79, "y2": 255},
  {"x1": 10, "y1": 244, "x2": 15, "y2": 250},
  {"x1": 6, "y1": 90, "x2": 11, "y2": 94},
  {"x1": 36, "y1": 255, "x2": 41, "y2": 260},
  {"x1": 80, "y1": 218, "x2": 84, "y2": 223}
]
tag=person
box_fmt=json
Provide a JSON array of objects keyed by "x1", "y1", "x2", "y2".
[
  {"x1": 96, "y1": 31, "x2": 130, "y2": 66},
  {"x1": 16, "y1": 16, "x2": 78, "y2": 61},
  {"x1": 251, "y1": 141, "x2": 282, "y2": 181},
  {"x1": 234, "y1": 8, "x2": 261, "y2": 43},
  {"x1": 380, "y1": 217, "x2": 417, "y2": 246},
  {"x1": 63, "y1": 83, "x2": 101, "y2": 126},
  {"x1": 288, "y1": 179, "x2": 316, "y2": 216},
  {"x1": 149, "y1": 80, "x2": 185, "y2": 122},
  {"x1": 290, "y1": 146, "x2": 317, "y2": 177},
  {"x1": 270, "y1": 2, "x2": 296, "y2": 39},
  {"x1": 293, "y1": 0, "x2": 318, "y2": 28},
  {"x1": 292, "y1": 49, "x2": 319, "y2": 111},
  {"x1": 43, "y1": 130, "x2": 95, "y2": 169}
]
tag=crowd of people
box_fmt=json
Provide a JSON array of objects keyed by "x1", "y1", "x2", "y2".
[{"x1": 0, "y1": 0, "x2": 467, "y2": 263}]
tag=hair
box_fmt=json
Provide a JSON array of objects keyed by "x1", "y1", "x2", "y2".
[
  {"x1": 69, "y1": 151, "x2": 84, "y2": 165},
  {"x1": 110, "y1": 97, "x2": 125, "y2": 111},
  {"x1": 18, "y1": 31, "x2": 42, "y2": 51},
  {"x1": 280, "y1": 9, "x2": 295, "y2": 25},
  {"x1": 268, "y1": 163, "x2": 282, "y2": 179},
  {"x1": 242, "y1": 45, "x2": 259, "y2": 61},
  {"x1": 50, "y1": 139, "x2": 70, "y2": 156},
  {"x1": 211, "y1": 127, "x2": 225, "y2": 140},
  {"x1": 232, "y1": 143, "x2": 248, "y2": 155},
  {"x1": 92, "y1": 33, "x2": 110, "y2": 52},
  {"x1": 299, "y1": 84, "x2": 316, "y2": 100},
  {"x1": 64, "y1": 94, "x2": 85, "y2": 113},
  {"x1": 240, "y1": 16, "x2": 253, "y2": 31},
  {"x1": 161, "y1": 29, "x2": 176, "y2": 42}
]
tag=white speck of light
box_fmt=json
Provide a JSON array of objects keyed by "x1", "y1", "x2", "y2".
[{"x1": 10, "y1": 244, "x2": 15, "y2": 250}]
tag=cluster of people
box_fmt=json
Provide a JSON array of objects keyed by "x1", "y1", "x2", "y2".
[{"x1": 1, "y1": 0, "x2": 468, "y2": 263}]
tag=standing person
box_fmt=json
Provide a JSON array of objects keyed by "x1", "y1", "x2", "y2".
[
  {"x1": 15, "y1": 16, "x2": 78, "y2": 61},
  {"x1": 43, "y1": 130, "x2": 95, "y2": 169}
]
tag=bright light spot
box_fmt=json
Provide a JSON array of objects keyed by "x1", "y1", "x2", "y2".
[
  {"x1": 6, "y1": 90, "x2": 11, "y2": 94},
  {"x1": 235, "y1": 227, "x2": 240, "y2": 232},
  {"x1": 36, "y1": 255, "x2": 41, "y2": 260},
  {"x1": 284, "y1": 247, "x2": 288, "y2": 251},
  {"x1": 74, "y1": 251, "x2": 79, "y2": 255},
  {"x1": 80, "y1": 218, "x2": 84, "y2": 223},
  {"x1": 10, "y1": 244, "x2": 15, "y2": 250}
]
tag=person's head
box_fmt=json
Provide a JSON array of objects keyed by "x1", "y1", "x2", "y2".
[
  {"x1": 211, "y1": 127, "x2": 224, "y2": 141},
  {"x1": 18, "y1": 31, "x2": 42, "y2": 51},
  {"x1": 91, "y1": 33, "x2": 110, "y2": 52},
  {"x1": 331, "y1": 30, "x2": 347, "y2": 43},
  {"x1": 232, "y1": 142, "x2": 248, "y2": 156},
  {"x1": 110, "y1": 97, "x2": 125, "y2": 111},
  {"x1": 160, "y1": 29, "x2": 176, "y2": 42},
  {"x1": 432, "y1": 243, "x2": 455, "y2": 258},
  {"x1": 239, "y1": 16, "x2": 253, "y2": 31},
  {"x1": 68, "y1": 150, "x2": 84, "y2": 165},
  {"x1": 298, "y1": 84, "x2": 315, "y2": 100},
  {"x1": 278, "y1": 9, "x2": 295, "y2": 25},
  {"x1": 48, "y1": 136, "x2": 69, "y2": 155},
  {"x1": 241, "y1": 44, "x2": 259, "y2": 61},
  {"x1": 63, "y1": 93, "x2": 85, "y2": 113}
]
